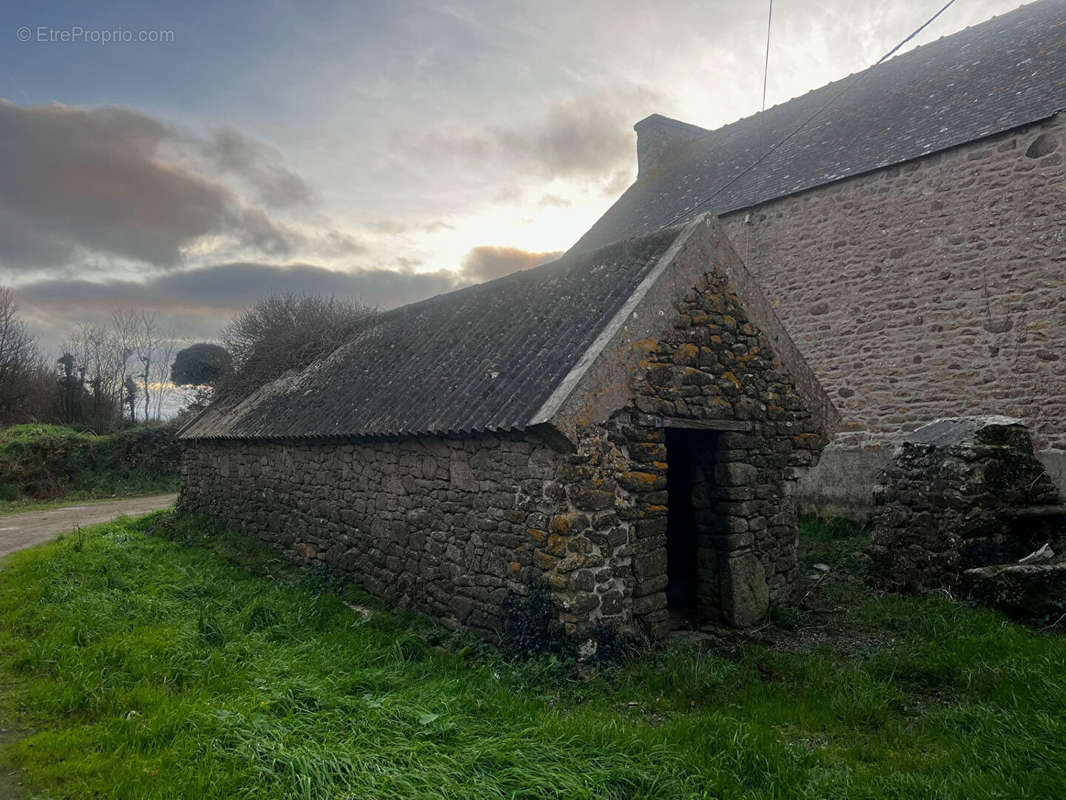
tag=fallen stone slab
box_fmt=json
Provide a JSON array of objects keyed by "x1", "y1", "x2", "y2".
[{"x1": 961, "y1": 563, "x2": 1066, "y2": 622}]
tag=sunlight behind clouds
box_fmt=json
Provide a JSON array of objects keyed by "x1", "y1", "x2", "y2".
[{"x1": 0, "y1": 0, "x2": 1030, "y2": 351}]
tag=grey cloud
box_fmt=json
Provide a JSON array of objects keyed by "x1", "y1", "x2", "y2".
[
  {"x1": 364, "y1": 219, "x2": 457, "y2": 235},
  {"x1": 366, "y1": 219, "x2": 411, "y2": 235},
  {"x1": 312, "y1": 230, "x2": 368, "y2": 259},
  {"x1": 20, "y1": 262, "x2": 462, "y2": 316},
  {"x1": 200, "y1": 127, "x2": 314, "y2": 209},
  {"x1": 0, "y1": 101, "x2": 301, "y2": 270},
  {"x1": 459, "y1": 245, "x2": 562, "y2": 283},
  {"x1": 537, "y1": 193, "x2": 572, "y2": 209},
  {"x1": 17, "y1": 261, "x2": 463, "y2": 354},
  {"x1": 17, "y1": 244, "x2": 566, "y2": 350},
  {"x1": 401, "y1": 87, "x2": 661, "y2": 181}
]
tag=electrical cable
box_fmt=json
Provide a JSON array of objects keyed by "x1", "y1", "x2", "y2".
[{"x1": 659, "y1": 0, "x2": 960, "y2": 227}]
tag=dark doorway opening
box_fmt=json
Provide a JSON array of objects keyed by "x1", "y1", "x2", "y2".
[{"x1": 665, "y1": 428, "x2": 718, "y2": 622}]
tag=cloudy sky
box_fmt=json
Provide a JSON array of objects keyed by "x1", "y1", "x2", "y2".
[{"x1": 0, "y1": 0, "x2": 1027, "y2": 351}]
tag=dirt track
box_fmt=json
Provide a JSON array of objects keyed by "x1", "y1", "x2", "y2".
[{"x1": 0, "y1": 494, "x2": 177, "y2": 561}]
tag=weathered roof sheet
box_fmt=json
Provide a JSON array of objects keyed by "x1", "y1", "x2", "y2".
[
  {"x1": 573, "y1": 0, "x2": 1066, "y2": 252},
  {"x1": 179, "y1": 228, "x2": 680, "y2": 440}
]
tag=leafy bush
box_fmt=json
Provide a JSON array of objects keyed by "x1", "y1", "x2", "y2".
[
  {"x1": 0, "y1": 422, "x2": 180, "y2": 503},
  {"x1": 501, "y1": 572, "x2": 568, "y2": 658},
  {"x1": 585, "y1": 621, "x2": 644, "y2": 665},
  {"x1": 501, "y1": 571, "x2": 644, "y2": 664}
]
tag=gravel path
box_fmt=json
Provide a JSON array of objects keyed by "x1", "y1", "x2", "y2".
[{"x1": 0, "y1": 494, "x2": 177, "y2": 560}]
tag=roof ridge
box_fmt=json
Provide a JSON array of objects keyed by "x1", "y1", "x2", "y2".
[
  {"x1": 573, "y1": 0, "x2": 1065, "y2": 252},
  {"x1": 634, "y1": 0, "x2": 1061, "y2": 182}
]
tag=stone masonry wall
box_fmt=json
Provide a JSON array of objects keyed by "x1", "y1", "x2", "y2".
[
  {"x1": 722, "y1": 114, "x2": 1066, "y2": 453},
  {"x1": 180, "y1": 274, "x2": 824, "y2": 639},
  {"x1": 179, "y1": 432, "x2": 635, "y2": 638},
  {"x1": 868, "y1": 416, "x2": 1061, "y2": 593},
  {"x1": 602, "y1": 269, "x2": 823, "y2": 634}
]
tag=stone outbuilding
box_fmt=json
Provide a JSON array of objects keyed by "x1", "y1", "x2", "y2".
[{"x1": 179, "y1": 216, "x2": 837, "y2": 638}]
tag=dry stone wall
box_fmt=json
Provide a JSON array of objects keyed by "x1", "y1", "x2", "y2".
[
  {"x1": 867, "y1": 416, "x2": 1062, "y2": 593},
  {"x1": 180, "y1": 432, "x2": 633, "y2": 639},
  {"x1": 722, "y1": 114, "x2": 1066, "y2": 453}
]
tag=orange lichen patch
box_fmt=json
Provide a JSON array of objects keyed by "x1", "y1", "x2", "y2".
[
  {"x1": 546, "y1": 533, "x2": 567, "y2": 556},
  {"x1": 645, "y1": 504, "x2": 668, "y2": 515},
  {"x1": 627, "y1": 471, "x2": 660, "y2": 486},
  {"x1": 673, "y1": 343, "x2": 699, "y2": 366},
  {"x1": 508, "y1": 561, "x2": 521, "y2": 575},
  {"x1": 794, "y1": 433, "x2": 824, "y2": 449},
  {"x1": 652, "y1": 461, "x2": 668, "y2": 470},
  {"x1": 550, "y1": 514, "x2": 578, "y2": 535},
  {"x1": 528, "y1": 528, "x2": 546, "y2": 543},
  {"x1": 294, "y1": 543, "x2": 317, "y2": 564},
  {"x1": 533, "y1": 549, "x2": 558, "y2": 570},
  {"x1": 567, "y1": 536, "x2": 592, "y2": 554},
  {"x1": 620, "y1": 471, "x2": 667, "y2": 492},
  {"x1": 710, "y1": 396, "x2": 733, "y2": 412},
  {"x1": 633, "y1": 338, "x2": 660, "y2": 354},
  {"x1": 721, "y1": 371, "x2": 741, "y2": 388},
  {"x1": 723, "y1": 314, "x2": 737, "y2": 329}
]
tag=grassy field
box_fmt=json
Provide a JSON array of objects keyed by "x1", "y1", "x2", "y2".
[
  {"x1": 0, "y1": 512, "x2": 1064, "y2": 799},
  {"x1": 0, "y1": 425, "x2": 180, "y2": 513}
]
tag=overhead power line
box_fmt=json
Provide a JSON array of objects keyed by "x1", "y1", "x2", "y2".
[
  {"x1": 762, "y1": 0, "x2": 774, "y2": 112},
  {"x1": 660, "y1": 0, "x2": 959, "y2": 229}
]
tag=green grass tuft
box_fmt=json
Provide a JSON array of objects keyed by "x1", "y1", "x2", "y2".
[{"x1": 0, "y1": 513, "x2": 1064, "y2": 798}]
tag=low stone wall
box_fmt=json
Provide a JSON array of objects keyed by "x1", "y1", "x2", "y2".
[
  {"x1": 795, "y1": 445, "x2": 1066, "y2": 520},
  {"x1": 867, "y1": 417, "x2": 1061, "y2": 593}
]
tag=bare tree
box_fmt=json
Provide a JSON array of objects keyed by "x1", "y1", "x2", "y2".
[
  {"x1": 0, "y1": 287, "x2": 37, "y2": 389},
  {"x1": 112, "y1": 309, "x2": 139, "y2": 423},
  {"x1": 133, "y1": 312, "x2": 178, "y2": 422},
  {"x1": 135, "y1": 312, "x2": 161, "y2": 422},
  {"x1": 61, "y1": 322, "x2": 126, "y2": 428},
  {"x1": 150, "y1": 335, "x2": 177, "y2": 421},
  {"x1": 0, "y1": 287, "x2": 54, "y2": 424}
]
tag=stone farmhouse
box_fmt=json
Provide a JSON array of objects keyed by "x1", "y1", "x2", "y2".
[
  {"x1": 180, "y1": 0, "x2": 1065, "y2": 637},
  {"x1": 575, "y1": 0, "x2": 1066, "y2": 514}
]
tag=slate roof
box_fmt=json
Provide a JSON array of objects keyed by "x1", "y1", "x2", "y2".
[
  {"x1": 178, "y1": 228, "x2": 680, "y2": 440},
  {"x1": 573, "y1": 0, "x2": 1066, "y2": 252}
]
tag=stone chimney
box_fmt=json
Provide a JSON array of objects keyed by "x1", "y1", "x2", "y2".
[{"x1": 633, "y1": 114, "x2": 708, "y2": 178}]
